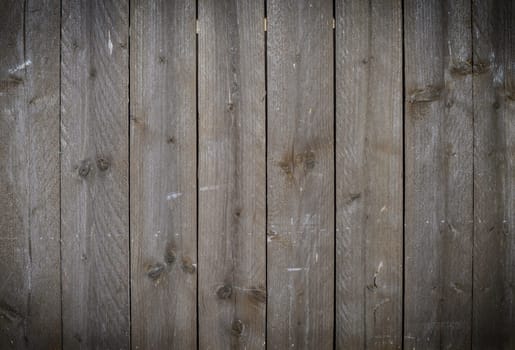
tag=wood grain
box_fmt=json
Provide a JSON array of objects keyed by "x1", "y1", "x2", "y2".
[
  {"x1": 473, "y1": 0, "x2": 515, "y2": 348},
  {"x1": 130, "y1": 1, "x2": 197, "y2": 348},
  {"x1": 198, "y1": 0, "x2": 266, "y2": 348},
  {"x1": 266, "y1": 0, "x2": 334, "y2": 348},
  {"x1": 404, "y1": 0, "x2": 473, "y2": 348},
  {"x1": 335, "y1": 0, "x2": 403, "y2": 348},
  {"x1": 61, "y1": 0, "x2": 129, "y2": 348},
  {"x1": 0, "y1": 0, "x2": 61, "y2": 348}
]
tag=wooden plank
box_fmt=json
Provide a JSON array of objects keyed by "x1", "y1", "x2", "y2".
[
  {"x1": 473, "y1": 0, "x2": 515, "y2": 348},
  {"x1": 0, "y1": 0, "x2": 61, "y2": 348},
  {"x1": 266, "y1": 0, "x2": 334, "y2": 348},
  {"x1": 335, "y1": 0, "x2": 402, "y2": 348},
  {"x1": 129, "y1": 1, "x2": 197, "y2": 348},
  {"x1": 404, "y1": 0, "x2": 473, "y2": 348},
  {"x1": 61, "y1": 0, "x2": 129, "y2": 348},
  {"x1": 198, "y1": 0, "x2": 266, "y2": 348}
]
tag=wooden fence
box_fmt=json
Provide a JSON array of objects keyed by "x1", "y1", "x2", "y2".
[{"x1": 0, "y1": 0, "x2": 513, "y2": 349}]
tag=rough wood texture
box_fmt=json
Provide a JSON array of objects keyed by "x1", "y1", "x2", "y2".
[
  {"x1": 0, "y1": 0, "x2": 61, "y2": 348},
  {"x1": 335, "y1": 0, "x2": 403, "y2": 348},
  {"x1": 266, "y1": 0, "x2": 334, "y2": 348},
  {"x1": 404, "y1": 0, "x2": 473, "y2": 348},
  {"x1": 130, "y1": 1, "x2": 197, "y2": 348},
  {"x1": 61, "y1": 0, "x2": 129, "y2": 348},
  {"x1": 473, "y1": 0, "x2": 515, "y2": 348},
  {"x1": 198, "y1": 0, "x2": 266, "y2": 348}
]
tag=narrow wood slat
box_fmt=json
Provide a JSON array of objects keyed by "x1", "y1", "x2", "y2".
[
  {"x1": 335, "y1": 0, "x2": 403, "y2": 348},
  {"x1": 266, "y1": 0, "x2": 334, "y2": 348},
  {"x1": 404, "y1": 0, "x2": 473, "y2": 348},
  {"x1": 61, "y1": 0, "x2": 130, "y2": 348},
  {"x1": 473, "y1": 0, "x2": 515, "y2": 347},
  {"x1": 129, "y1": 1, "x2": 197, "y2": 348},
  {"x1": 0, "y1": 0, "x2": 61, "y2": 348},
  {"x1": 198, "y1": 0, "x2": 267, "y2": 348}
]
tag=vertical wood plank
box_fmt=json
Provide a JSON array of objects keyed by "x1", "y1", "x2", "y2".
[
  {"x1": 130, "y1": 1, "x2": 197, "y2": 349},
  {"x1": 473, "y1": 0, "x2": 515, "y2": 348},
  {"x1": 335, "y1": 0, "x2": 403, "y2": 348},
  {"x1": 266, "y1": 1, "x2": 334, "y2": 348},
  {"x1": 404, "y1": 0, "x2": 473, "y2": 348},
  {"x1": 61, "y1": 0, "x2": 129, "y2": 348},
  {"x1": 198, "y1": 0, "x2": 266, "y2": 348},
  {"x1": 0, "y1": 0, "x2": 61, "y2": 348}
]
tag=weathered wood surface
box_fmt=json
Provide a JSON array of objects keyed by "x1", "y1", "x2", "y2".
[
  {"x1": 335, "y1": 0, "x2": 403, "y2": 348},
  {"x1": 0, "y1": 0, "x2": 61, "y2": 348},
  {"x1": 0, "y1": 1, "x2": 514, "y2": 348},
  {"x1": 61, "y1": 0, "x2": 130, "y2": 348},
  {"x1": 473, "y1": 0, "x2": 515, "y2": 348},
  {"x1": 404, "y1": 0, "x2": 473, "y2": 348},
  {"x1": 130, "y1": 1, "x2": 197, "y2": 349},
  {"x1": 266, "y1": 0, "x2": 334, "y2": 348},
  {"x1": 198, "y1": 0, "x2": 266, "y2": 348}
]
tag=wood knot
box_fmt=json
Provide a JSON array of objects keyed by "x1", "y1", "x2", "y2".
[
  {"x1": 158, "y1": 55, "x2": 166, "y2": 63},
  {"x1": 78, "y1": 160, "x2": 91, "y2": 177},
  {"x1": 473, "y1": 61, "x2": 490, "y2": 74},
  {"x1": 248, "y1": 287, "x2": 266, "y2": 304},
  {"x1": 89, "y1": 67, "x2": 97, "y2": 78},
  {"x1": 181, "y1": 256, "x2": 196, "y2": 274},
  {"x1": 167, "y1": 136, "x2": 176, "y2": 144},
  {"x1": 347, "y1": 192, "x2": 361, "y2": 204},
  {"x1": 408, "y1": 85, "x2": 443, "y2": 104},
  {"x1": 227, "y1": 102, "x2": 235, "y2": 111},
  {"x1": 231, "y1": 319, "x2": 244, "y2": 337},
  {"x1": 303, "y1": 151, "x2": 316, "y2": 170},
  {"x1": 146, "y1": 263, "x2": 165, "y2": 280},
  {"x1": 164, "y1": 245, "x2": 176, "y2": 264},
  {"x1": 96, "y1": 157, "x2": 110, "y2": 171},
  {"x1": 216, "y1": 284, "x2": 232, "y2": 299},
  {"x1": 449, "y1": 60, "x2": 472, "y2": 76}
]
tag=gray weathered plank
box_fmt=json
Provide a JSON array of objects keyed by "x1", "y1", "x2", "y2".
[
  {"x1": 129, "y1": 0, "x2": 197, "y2": 348},
  {"x1": 198, "y1": 0, "x2": 266, "y2": 348},
  {"x1": 404, "y1": 0, "x2": 473, "y2": 348},
  {"x1": 266, "y1": 0, "x2": 334, "y2": 348},
  {"x1": 473, "y1": 0, "x2": 515, "y2": 348},
  {"x1": 61, "y1": 0, "x2": 130, "y2": 348},
  {"x1": 335, "y1": 0, "x2": 403, "y2": 348},
  {"x1": 0, "y1": 0, "x2": 61, "y2": 348}
]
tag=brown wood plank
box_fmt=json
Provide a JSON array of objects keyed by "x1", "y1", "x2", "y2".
[
  {"x1": 473, "y1": 0, "x2": 515, "y2": 348},
  {"x1": 61, "y1": 0, "x2": 130, "y2": 348},
  {"x1": 404, "y1": 0, "x2": 473, "y2": 348},
  {"x1": 266, "y1": 1, "x2": 334, "y2": 348},
  {"x1": 0, "y1": 0, "x2": 61, "y2": 348},
  {"x1": 129, "y1": 1, "x2": 197, "y2": 349},
  {"x1": 198, "y1": 0, "x2": 266, "y2": 348},
  {"x1": 335, "y1": 0, "x2": 403, "y2": 348}
]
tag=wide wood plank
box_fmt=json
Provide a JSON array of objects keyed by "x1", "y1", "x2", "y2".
[
  {"x1": 0, "y1": 1, "x2": 61, "y2": 348},
  {"x1": 404, "y1": 0, "x2": 473, "y2": 348},
  {"x1": 266, "y1": 1, "x2": 334, "y2": 348},
  {"x1": 335, "y1": 0, "x2": 403, "y2": 348},
  {"x1": 198, "y1": 0, "x2": 266, "y2": 348},
  {"x1": 473, "y1": 0, "x2": 515, "y2": 348},
  {"x1": 129, "y1": 1, "x2": 197, "y2": 349},
  {"x1": 61, "y1": 0, "x2": 130, "y2": 348}
]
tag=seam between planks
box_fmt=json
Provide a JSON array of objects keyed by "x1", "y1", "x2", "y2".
[{"x1": 401, "y1": 0, "x2": 406, "y2": 350}]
